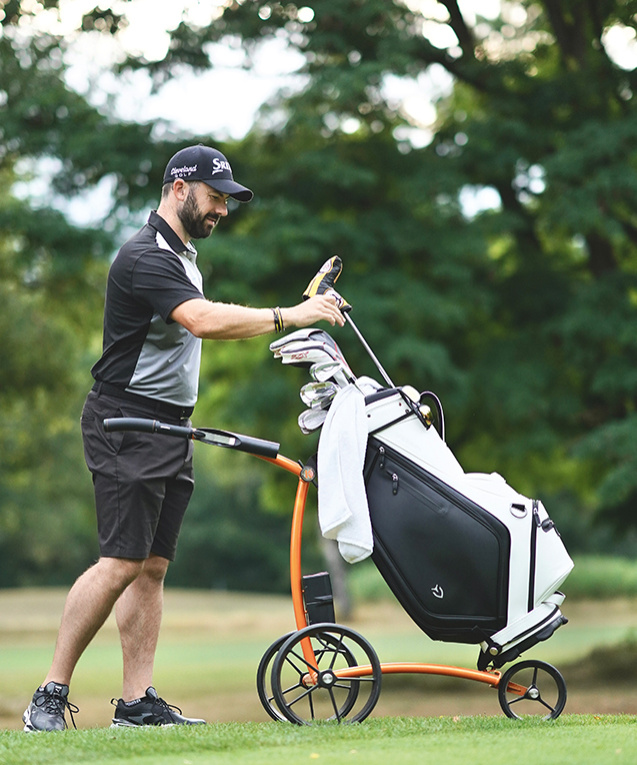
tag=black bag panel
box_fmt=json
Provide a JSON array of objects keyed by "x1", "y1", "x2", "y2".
[{"x1": 364, "y1": 439, "x2": 511, "y2": 643}]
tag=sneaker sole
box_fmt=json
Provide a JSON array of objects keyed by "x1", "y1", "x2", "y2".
[{"x1": 110, "y1": 720, "x2": 176, "y2": 728}]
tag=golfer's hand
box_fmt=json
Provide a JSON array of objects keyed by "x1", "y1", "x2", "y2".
[{"x1": 285, "y1": 293, "x2": 346, "y2": 329}]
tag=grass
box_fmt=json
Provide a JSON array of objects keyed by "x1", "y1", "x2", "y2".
[
  {"x1": 4, "y1": 557, "x2": 637, "y2": 762},
  {"x1": 1, "y1": 715, "x2": 637, "y2": 765}
]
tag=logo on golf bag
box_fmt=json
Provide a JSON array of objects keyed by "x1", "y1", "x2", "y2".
[{"x1": 431, "y1": 584, "x2": 444, "y2": 599}]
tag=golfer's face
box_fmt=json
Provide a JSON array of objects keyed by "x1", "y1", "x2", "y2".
[{"x1": 180, "y1": 183, "x2": 229, "y2": 239}]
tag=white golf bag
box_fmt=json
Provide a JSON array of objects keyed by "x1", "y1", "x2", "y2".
[{"x1": 271, "y1": 328, "x2": 573, "y2": 669}]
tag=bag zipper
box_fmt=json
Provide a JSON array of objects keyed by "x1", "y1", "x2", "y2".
[{"x1": 528, "y1": 499, "x2": 540, "y2": 611}]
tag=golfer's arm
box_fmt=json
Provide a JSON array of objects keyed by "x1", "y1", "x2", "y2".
[
  {"x1": 171, "y1": 295, "x2": 344, "y2": 339},
  {"x1": 171, "y1": 298, "x2": 281, "y2": 339}
]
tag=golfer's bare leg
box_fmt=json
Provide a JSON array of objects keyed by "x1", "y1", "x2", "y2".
[
  {"x1": 116, "y1": 553, "x2": 170, "y2": 700},
  {"x1": 43, "y1": 557, "x2": 143, "y2": 687}
]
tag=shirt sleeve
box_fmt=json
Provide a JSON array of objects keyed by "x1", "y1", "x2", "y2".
[{"x1": 130, "y1": 249, "x2": 204, "y2": 322}]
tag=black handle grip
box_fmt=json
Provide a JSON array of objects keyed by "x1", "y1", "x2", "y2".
[
  {"x1": 103, "y1": 417, "x2": 195, "y2": 439},
  {"x1": 104, "y1": 417, "x2": 157, "y2": 433}
]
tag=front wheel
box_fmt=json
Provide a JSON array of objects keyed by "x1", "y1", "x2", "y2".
[
  {"x1": 498, "y1": 659, "x2": 567, "y2": 719},
  {"x1": 270, "y1": 623, "x2": 382, "y2": 725}
]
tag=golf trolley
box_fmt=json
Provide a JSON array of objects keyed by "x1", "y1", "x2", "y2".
[{"x1": 103, "y1": 258, "x2": 573, "y2": 724}]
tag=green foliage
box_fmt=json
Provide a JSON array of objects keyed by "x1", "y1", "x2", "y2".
[
  {"x1": 167, "y1": 454, "x2": 293, "y2": 593},
  {"x1": 190, "y1": 0, "x2": 637, "y2": 539},
  {"x1": 563, "y1": 555, "x2": 637, "y2": 600},
  {"x1": 0, "y1": 18, "x2": 118, "y2": 586},
  {"x1": 0, "y1": 174, "x2": 100, "y2": 586},
  {"x1": 3, "y1": 0, "x2": 637, "y2": 589}
]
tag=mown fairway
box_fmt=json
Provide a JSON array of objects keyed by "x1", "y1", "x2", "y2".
[{"x1": 1, "y1": 715, "x2": 636, "y2": 765}]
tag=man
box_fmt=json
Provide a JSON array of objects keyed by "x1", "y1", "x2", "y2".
[{"x1": 23, "y1": 144, "x2": 344, "y2": 731}]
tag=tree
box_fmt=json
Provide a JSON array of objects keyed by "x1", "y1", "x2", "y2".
[
  {"x1": 160, "y1": 0, "x2": 637, "y2": 536},
  {"x1": 0, "y1": 2, "x2": 176, "y2": 584},
  {"x1": 0, "y1": 0, "x2": 306, "y2": 586},
  {"x1": 3, "y1": 0, "x2": 637, "y2": 590}
]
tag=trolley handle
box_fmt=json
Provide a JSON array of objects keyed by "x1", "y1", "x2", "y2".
[
  {"x1": 103, "y1": 417, "x2": 191, "y2": 438},
  {"x1": 103, "y1": 418, "x2": 280, "y2": 459}
]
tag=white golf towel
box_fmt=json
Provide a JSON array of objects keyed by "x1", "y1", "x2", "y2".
[{"x1": 317, "y1": 385, "x2": 373, "y2": 564}]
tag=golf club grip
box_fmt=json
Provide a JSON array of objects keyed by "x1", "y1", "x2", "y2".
[{"x1": 103, "y1": 417, "x2": 195, "y2": 439}]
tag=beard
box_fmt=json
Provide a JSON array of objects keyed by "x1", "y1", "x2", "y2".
[{"x1": 178, "y1": 187, "x2": 219, "y2": 239}]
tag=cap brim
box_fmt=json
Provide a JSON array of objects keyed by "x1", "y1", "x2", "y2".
[{"x1": 204, "y1": 179, "x2": 254, "y2": 203}]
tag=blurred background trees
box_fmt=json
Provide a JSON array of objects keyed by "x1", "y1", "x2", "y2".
[{"x1": 2, "y1": 0, "x2": 637, "y2": 589}]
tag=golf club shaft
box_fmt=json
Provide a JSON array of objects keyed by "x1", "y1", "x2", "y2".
[{"x1": 344, "y1": 312, "x2": 395, "y2": 388}]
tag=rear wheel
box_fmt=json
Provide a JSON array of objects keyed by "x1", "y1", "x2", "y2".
[
  {"x1": 256, "y1": 633, "x2": 294, "y2": 721},
  {"x1": 498, "y1": 659, "x2": 567, "y2": 719},
  {"x1": 270, "y1": 623, "x2": 382, "y2": 725}
]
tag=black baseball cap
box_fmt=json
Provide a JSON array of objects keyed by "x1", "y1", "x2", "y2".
[{"x1": 163, "y1": 145, "x2": 254, "y2": 202}]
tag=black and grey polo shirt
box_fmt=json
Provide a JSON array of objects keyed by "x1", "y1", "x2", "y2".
[{"x1": 91, "y1": 211, "x2": 205, "y2": 407}]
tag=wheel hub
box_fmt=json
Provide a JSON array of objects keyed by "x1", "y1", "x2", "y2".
[{"x1": 319, "y1": 670, "x2": 337, "y2": 688}]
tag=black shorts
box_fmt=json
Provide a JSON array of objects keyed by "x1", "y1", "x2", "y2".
[{"x1": 81, "y1": 390, "x2": 195, "y2": 561}]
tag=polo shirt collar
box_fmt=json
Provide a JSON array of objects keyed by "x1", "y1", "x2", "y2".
[{"x1": 148, "y1": 210, "x2": 197, "y2": 262}]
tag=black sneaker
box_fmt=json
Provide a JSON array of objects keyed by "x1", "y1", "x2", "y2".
[
  {"x1": 110, "y1": 686, "x2": 206, "y2": 727},
  {"x1": 23, "y1": 682, "x2": 79, "y2": 732}
]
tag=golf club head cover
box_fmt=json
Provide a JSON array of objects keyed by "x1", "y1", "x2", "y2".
[{"x1": 302, "y1": 256, "x2": 352, "y2": 312}]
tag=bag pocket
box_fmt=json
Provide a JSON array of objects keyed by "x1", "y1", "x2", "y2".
[{"x1": 364, "y1": 439, "x2": 511, "y2": 643}]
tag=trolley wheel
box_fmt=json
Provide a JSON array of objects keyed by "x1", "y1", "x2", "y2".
[
  {"x1": 271, "y1": 623, "x2": 382, "y2": 725},
  {"x1": 498, "y1": 659, "x2": 567, "y2": 719},
  {"x1": 256, "y1": 632, "x2": 295, "y2": 721},
  {"x1": 258, "y1": 630, "x2": 362, "y2": 722}
]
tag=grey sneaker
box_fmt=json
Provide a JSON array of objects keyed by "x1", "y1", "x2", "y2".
[
  {"x1": 23, "y1": 682, "x2": 79, "y2": 732},
  {"x1": 110, "y1": 686, "x2": 206, "y2": 727}
]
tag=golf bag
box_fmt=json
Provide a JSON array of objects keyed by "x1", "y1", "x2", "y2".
[
  {"x1": 271, "y1": 328, "x2": 573, "y2": 670},
  {"x1": 362, "y1": 387, "x2": 573, "y2": 669}
]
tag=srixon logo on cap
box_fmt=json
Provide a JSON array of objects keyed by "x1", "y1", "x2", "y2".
[
  {"x1": 211, "y1": 157, "x2": 232, "y2": 175},
  {"x1": 171, "y1": 164, "x2": 197, "y2": 178}
]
